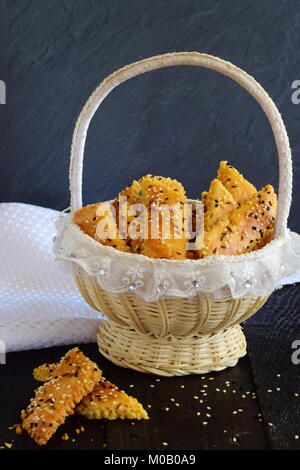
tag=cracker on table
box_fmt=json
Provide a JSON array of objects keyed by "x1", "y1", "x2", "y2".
[
  {"x1": 32, "y1": 363, "x2": 148, "y2": 421},
  {"x1": 33, "y1": 363, "x2": 57, "y2": 382},
  {"x1": 76, "y1": 381, "x2": 149, "y2": 420},
  {"x1": 21, "y1": 348, "x2": 102, "y2": 445}
]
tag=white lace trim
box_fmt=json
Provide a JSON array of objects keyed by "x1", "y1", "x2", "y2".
[{"x1": 53, "y1": 213, "x2": 300, "y2": 301}]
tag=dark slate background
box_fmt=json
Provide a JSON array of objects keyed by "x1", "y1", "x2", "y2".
[{"x1": 1, "y1": 0, "x2": 300, "y2": 232}]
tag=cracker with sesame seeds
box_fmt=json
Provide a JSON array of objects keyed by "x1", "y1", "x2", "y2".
[
  {"x1": 21, "y1": 347, "x2": 102, "y2": 446},
  {"x1": 74, "y1": 203, "x2": 129, "y2": 252},
  {"x1": 32, "y1": 364, "x2": 148, "y2": 421},
  {"x1": 217, "y1": 161, "x2": 257, "y2": 203},
  {"x1": 112, "y1": 179, "x2": 142, "y2": 223},
  {"x1": 138, "y1": 175, "x2": 187, "y2": 259},
  {"x1": 112, "y1": 179, "x2": 144, "y2": 253},
  {"x1": 76, "y1": 381, "x2": 149, "y2": 420},
  {"x1": 202, "y1": 178, "x2": 237, "y2": 231},
  {"x1": 33, "y1": 363, "x2": 57, "y2": 382},
  {"x1": 199, "y1": 185, "x2": 277, "y2": 257}
]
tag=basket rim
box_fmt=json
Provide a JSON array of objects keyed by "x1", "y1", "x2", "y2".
[{"x1": 65, "y1": 211, "x2": 288, "y2": 267}]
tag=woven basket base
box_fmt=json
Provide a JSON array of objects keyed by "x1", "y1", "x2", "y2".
[{"x1": 97, "y1": 320, "x2": 247, "y2": 376}]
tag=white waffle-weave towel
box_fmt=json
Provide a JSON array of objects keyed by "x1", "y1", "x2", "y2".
[{"x1": 0, "y1": 203, "x2": 101, "y2": 352}]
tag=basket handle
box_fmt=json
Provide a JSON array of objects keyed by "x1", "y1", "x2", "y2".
[{"x1": 69, "y1": 52, "x2": 292, "y2": 237}]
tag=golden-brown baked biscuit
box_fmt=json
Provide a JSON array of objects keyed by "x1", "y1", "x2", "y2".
[
  {"x1": 21, "y1": 348, "x2": 102, "y2": 445},
  {"x1": 202, "y1": 178, "x2": 237, "y2": 231},
  {"x1": 112, "y1": 179, "x2": 144, "y2": 252},
  {"x1": 139, "y1": 175, "x2": 187, "y2": 259},
  {"x1": 217, "y1": 161, "x2": 257, "y2": 203},
  {"x1": 76, "y1": 381, "x2": 149, "y2": 420},
  {"x1": 112, "y1": 179, "x2": 142, "y2": 222},
  {"x1": 199, "y1": 185, "x2": 277, "y2": 257},
  {"x1": 74, "y1": 203, "x2": 129, "y2": 252},
  {"x1": 32, "y1": 364, "x2": 148, "y2": 421},
  {"x1": 33, "y1": 363, "x2": 57, "y2": 382}
]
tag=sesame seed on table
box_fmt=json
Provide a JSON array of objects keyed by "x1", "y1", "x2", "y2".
[{"x1": 1, "y1": 285, "x2": 300, "y2": 450}]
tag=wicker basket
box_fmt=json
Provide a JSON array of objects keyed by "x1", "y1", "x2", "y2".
[{"x1": 66, "y1": 52, "x2": 292, "y2": 376}]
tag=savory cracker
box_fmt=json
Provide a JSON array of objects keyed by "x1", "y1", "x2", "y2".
[
  {"x1": 76, "y1": 381, "x2": 149, "y2": 420},
  {"x1": 74, "y1": 203, "x2": 129, "y2": 252},
  {"x1": 32, "y1": 363, "x2": 148, "y2": 421},
  {"x1": 112, "y1": 179, "x2": 142, "y2": 222},
  {"x1": 199, "y1": 185, "x2": 277, "y2": 257},
  {"x1": 202, "y1": 178, "x2": 237, "y2": 231},
  {"x1": 112, "y1": 179, "x2": 143, "y2": 251},
  {"x1": 33, "y1": 363, "x2": 57, "y2": 382},
  {"x1": 139, "y1": 175, "x2": 187, "y2": 259},
  {"x1": 21, "y1": 348, "x2": 102, "y2": 445},
  {"x1": 217, "y1": 161, "x2": 257, "y2": 203}
]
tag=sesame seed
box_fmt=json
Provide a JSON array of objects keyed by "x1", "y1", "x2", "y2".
[
  {"x1": 162, "y1": 442, "x2": 168, "y2": 446},
  {"x1": 202, "y1": 421, "x2": 208, "y2": 425},
  {"x1": 295, "y1": 435, "x2": 299, "y2": 440}
]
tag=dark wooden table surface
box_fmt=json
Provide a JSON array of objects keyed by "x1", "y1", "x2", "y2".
[{"x1": 1, "y1": 284, "x2": 300, "y2": 451}]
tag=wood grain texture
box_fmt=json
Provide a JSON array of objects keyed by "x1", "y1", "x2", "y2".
[
  {"x1": 1, "y1": 345, "x2": 267, "y2": 450},
  {"x1": 244, "y1": 284, "x2": 300, "y2": 450}
]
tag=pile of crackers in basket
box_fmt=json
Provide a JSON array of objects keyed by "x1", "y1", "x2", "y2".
[{"x1": 74, "y1": 161, "x2": 277, "y2": 260}]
